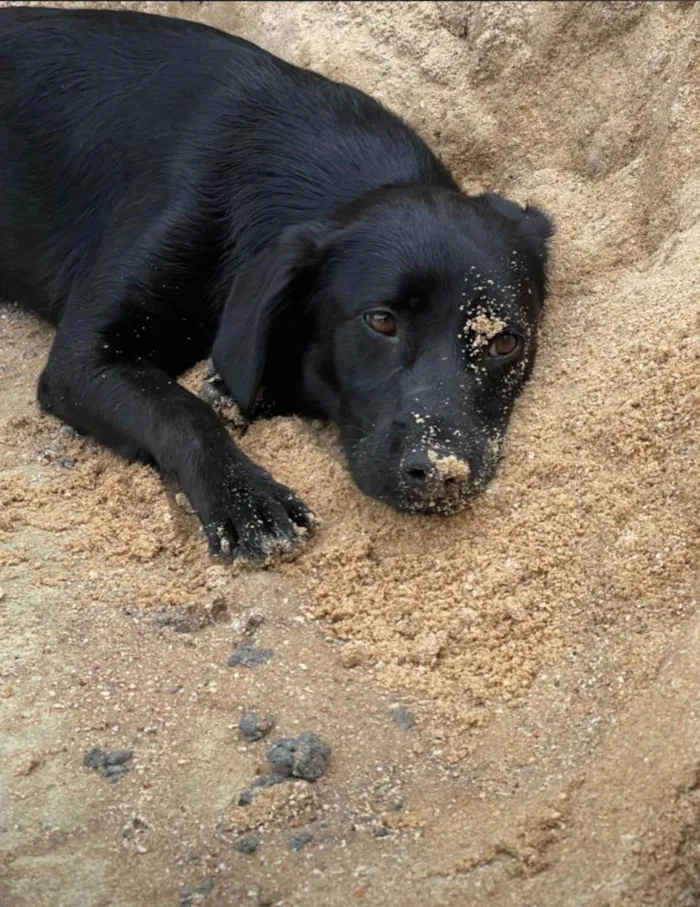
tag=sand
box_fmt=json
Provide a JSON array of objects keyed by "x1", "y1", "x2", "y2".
[{"x1": 1, "y1": 3, "x2": 699, "y2": 906}]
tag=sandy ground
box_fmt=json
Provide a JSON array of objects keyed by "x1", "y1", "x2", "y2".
[{"x1": 1, "y1": 2, "x2": 699, "y2": 905}]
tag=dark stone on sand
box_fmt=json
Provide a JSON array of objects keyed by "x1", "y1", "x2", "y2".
[
  {"x1": 288, "y1": 829, "x2": 314, "y2": 852},
  {"x1": 250, "y1": 772, "x2": 287, "y2": 790},
  {"x1": 83, "y1": 748, "x2": 107, "y2": 769},
  {"x1": 180, "y1": 878, "x2": 215, "y2": 907},
  {"x1": 84, "y1": 747, "x2": 132, "y2": 780},
  {"x1": 233, "y1": 833, "x2": 260, "y2": 854},
  {"x1": 228, "y1": 645, "x2": 274, "y2": 668},
  {"x1": 267, "y1": 731, "x2": 331, "y2": 782},
  {"x1": 100, "y1": 764, "x2": 129, "y2": 779},
  {"x1": 105, "y1": 749, "x2": 133, "y2": 765},
  {"x1": 239, "y1": 712, "x2": 275, "y2": 742},
  {"x1": 237, "y1": 789, "x2": 254, "y2": 807}
]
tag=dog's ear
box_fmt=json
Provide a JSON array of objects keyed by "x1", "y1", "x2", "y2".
[
  {"x1": 480, "y1": 192, "x2": 554, "y2": 300},
  {"x1": 211, "y1": 222, "x2": 328, "y2": 419}
]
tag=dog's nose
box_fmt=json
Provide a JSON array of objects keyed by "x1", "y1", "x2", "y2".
[
  {"x1": 401, "y1": 449, "x2": 470, "y2": 491},
  {"x1": 402, "y1": 450, "x2": 435, "y2": 487}
]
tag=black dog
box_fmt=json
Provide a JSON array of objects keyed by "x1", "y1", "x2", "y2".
[{"x1": 0, "y1": 7, "x2": 553, "y2": 562}]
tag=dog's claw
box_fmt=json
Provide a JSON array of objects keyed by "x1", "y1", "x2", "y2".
[{"x1": 201, "y1": 474, "x2": 314, "y2": 567}]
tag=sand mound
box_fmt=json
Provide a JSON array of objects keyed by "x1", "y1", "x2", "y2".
[
  {"x1": 214, "y1": 0, "x2": 700, "y2": 749},
  {"x1": 1, "y1": 3, "x2": 699, "y2": 904}
]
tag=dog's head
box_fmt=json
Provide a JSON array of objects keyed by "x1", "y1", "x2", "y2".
[{"x1": 213, "y1": 187, "x2": 553, "y2": 514}]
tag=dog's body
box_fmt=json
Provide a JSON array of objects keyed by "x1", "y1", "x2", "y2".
[{"x1": 0, "y1": 7, "x2": 552, "y2": 561}]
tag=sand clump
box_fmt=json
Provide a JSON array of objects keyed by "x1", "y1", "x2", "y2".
[
  {"x1": 427, "y1": 450, "x2": 470, "y2": 482},
  {"x1": 465, "y1": 313, "x2": 507, "y2": 350}
]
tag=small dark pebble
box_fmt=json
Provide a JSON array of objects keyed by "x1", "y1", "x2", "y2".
[
  {"x1": 390, "y1": 706, "x2": 416, "y2": 730},
  {"x1": 288, "y1": 829, "x2": 314, "y2": 852},
  {"x1": 180, "y1": 877, "x2": 215, "y2": 907},
  {"x1": 250, "y1": 772, "x2": 286, "y2": 791},
  {"x1": 100, "y1": 764, "x2": 129, "y2": 778},
  {"x1": 233, "y1": 833, "x2": 260, "y2": 854},
  {"x1": 267, "y1": 731, "x2": 331, "y2": 782},
  {"x1": 57, "y1": 455, "x2": 75, "y2": 469},
  {"x1": 239, "y1": 711, "x2": 275, "y2": 742},
  {"x1": 244, "y1": 613, "x2": 265, "y2": 632},
  {"x1": 237, "y1": 789, "x2": 254, "y2": 807},
  {"x1": 373, "y1": 825, "x2": 390, "y2": 838},
  {"x1": 228, "y1": 645, "x2": 274, "y2": 669},
  {"x1": 83, "y1": 748, "x2": 107, "y2": 769},
  {"x1": 60, "y1": 425, "x2": 79, "y2": 439},
  {"x1": 84, "y1": 748, "x2": 133, "y2": 779},
  {"x1": 105, "y1": 749, "x2": 133, "y2": 766}
]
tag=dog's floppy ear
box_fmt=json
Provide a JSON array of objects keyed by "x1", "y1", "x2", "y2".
[
  {"x1": 480, "y1": 192, "x2": 554, "y2": 300},
  {"x1": 211, "y1": 222, "x2": 327, "y2": 419}
]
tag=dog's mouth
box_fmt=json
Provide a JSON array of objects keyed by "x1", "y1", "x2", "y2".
[{"x1": 393, "y1": 484, "x2": 476, "y2": 516}]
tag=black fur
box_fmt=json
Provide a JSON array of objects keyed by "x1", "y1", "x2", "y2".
[{"x1": 0, "y1": 7, "x2": 553, "y2": 561}]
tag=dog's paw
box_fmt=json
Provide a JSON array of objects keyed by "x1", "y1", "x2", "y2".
[{"x1": 202, "y1": 471, "x2": 315, "y2": 566}]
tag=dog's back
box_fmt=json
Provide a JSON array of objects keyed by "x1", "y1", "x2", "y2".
[
  {"x1": 0, "y1": 7, "x2": 256, "y2": 320},
  {"x1": 0, "y1": 7, "x2": 453, "y2": 324}
]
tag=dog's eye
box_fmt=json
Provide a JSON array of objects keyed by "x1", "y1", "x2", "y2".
[
  {"x1": 365, "y1": 311, "x2": 397, "y2": 336},
  {"x1": 487, "y1": 332, "x2": 521, "y2": 358}
]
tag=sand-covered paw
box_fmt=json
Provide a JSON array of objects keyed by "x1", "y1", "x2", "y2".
[{"x1": 203, "y1": 474, "x2": 315, "y2": 566}]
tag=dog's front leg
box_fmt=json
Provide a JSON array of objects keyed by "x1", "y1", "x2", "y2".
[{"x1": 36, "y1": 335, "x2": 314, "y2": 562}]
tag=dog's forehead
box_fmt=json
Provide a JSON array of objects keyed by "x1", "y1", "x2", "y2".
[
  {"x1": 402, "y1": 224, "x2": 531, "y2": 319},
  {"x1": 454, "y1": 252, "x2": 531, "y2": 318},
  {"x1": 336, "y1": 191, "x2": 498, "y2": 268},
  {"x1": 332, "y1": 197, "x2": 534, "y2": 321}
]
